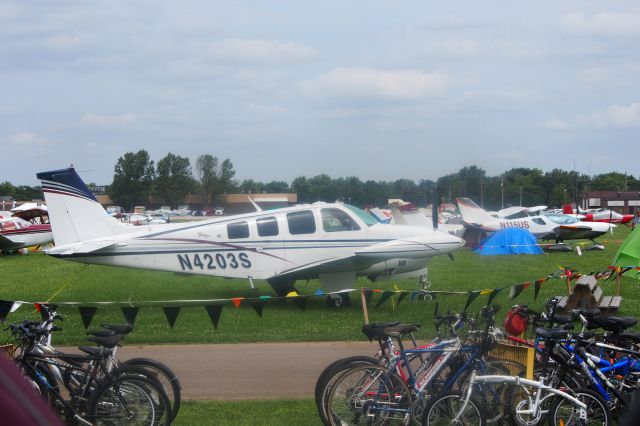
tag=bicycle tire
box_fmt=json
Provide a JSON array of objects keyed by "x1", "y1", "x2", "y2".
[
  {"x1": 422, "y1": 391, "x2": 486, "y2": 426},
  {"x1": 326, "y1": 364, "x2": 412, "y2": 426},
  {"x1": 315, "y1": 356, "x2": 379, "y2": 424},
  {"x1": 120, "y1": 357, "x2": 182, "y2": 422},
  {"x1": 88, "y1": 374, "x2": 171, "y2": 426},
  {"x1": 548, "y1": 387, "x2": 611, "y2": 426}
]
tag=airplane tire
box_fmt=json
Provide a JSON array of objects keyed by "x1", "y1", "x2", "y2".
[{"x1": 326, "y1": 293, "x2": 350, "y2": 308}]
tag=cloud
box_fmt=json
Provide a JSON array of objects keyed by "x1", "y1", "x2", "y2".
[
  {"x1": 544, "y1": 118, "x2": 571, "y2": 129},
  {"x1": 563, "y1": 12, "x2": 640, "y2": 37},
  {"x1": 207, "y1": 39, "x2": 315, "y2": 62},
  {"x1": 576, "y1": 102, "x2": 640, "y2": 128},
  {"x1": 248, "y1": 103, "x2": 286, "y2": 113},
  {"x1": 6, "y1": 131, "x2": 49, "y2": 146},
  {"x1": 82, "y1": 113, "x2": 138, "y2": 127},
  {"x1": 302, "y1": 67, "x2": 449, "y2": 100}
]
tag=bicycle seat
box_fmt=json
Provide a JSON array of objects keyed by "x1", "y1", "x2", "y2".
[
  {"x1": 87, "y1": 333, "x2": 124, "y2": 349},
  {"x1": 588, "y1": 316, "x2": 637, "y2": 333},
  {"x1": 101, "y1": 323, "x2": 134, "y2": 334},
  {"x1": 87, "y1": 329, "x2": 116, "y2": 338},
  {"x1": 552, "y1": 314, "x2": 571, "y2": 325},
  {"x1": 535, "y1": 327, "x2": 568, "y2": 340},
  {"x1": 361, "y1": 323, "x2": 418, "y2": 340},
  {"x1": 616, "y1": 332, "x2": 640, "y2": 344},
  {"x1": 78, "y1": 345, "x2": 103, "y2": 356}
]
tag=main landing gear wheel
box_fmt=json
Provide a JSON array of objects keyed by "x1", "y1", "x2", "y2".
[{"x1": 326, "y1": 293, "x2": 351, "y2": 308}]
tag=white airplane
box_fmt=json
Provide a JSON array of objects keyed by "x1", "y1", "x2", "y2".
[
  {"x1": 456, "y1": 197, "x2": 613, "y2": 244},
  {"x1": 0, "y1": 213, "x2": 53, "y2": 252},
  {"x1": 37, "y1": 168, "x2": 465, "y2": 299},
  {"x1": 387, "y1": 200, "x2": 465, "y2": 239}
]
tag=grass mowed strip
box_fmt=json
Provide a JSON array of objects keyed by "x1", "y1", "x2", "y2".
[
  {"x1": 1, "y1": 226, "x2": 638, "y2": 345},
  {"x1": 174, "y1": 399, "x2": 320, "y2": 425}
]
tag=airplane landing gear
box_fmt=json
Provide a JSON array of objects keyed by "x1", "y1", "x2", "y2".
[{"x1": 326, "y1": 293, "x2": 351, "y2": 308}]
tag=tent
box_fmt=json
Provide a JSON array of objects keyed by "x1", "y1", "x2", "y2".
[
  {"x1": 612, "y1": 227, "x2": 640, "y2": 281},
  {"x1": 474, "y1": 228, "x2": 543, "y2": 256}
]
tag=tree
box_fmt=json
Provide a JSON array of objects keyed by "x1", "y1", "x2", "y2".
[
  {"x1": 110, "y1": 150, "x2": 155, "y2": 211},
  {"x1": 155, "y1": 153, "x2": 195, "y2": 209},
  {"x1": 195, "y1": 155, "x2": 237, "y2": 207}
]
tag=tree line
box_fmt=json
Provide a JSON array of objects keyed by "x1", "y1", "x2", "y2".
[{"x1": 1, "y1": 151, "x2": 638, "y2": 211}]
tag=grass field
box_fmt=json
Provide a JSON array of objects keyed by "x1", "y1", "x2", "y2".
[
  {"x1": 1, "y1": 226, "x2": 638, "y2": 346},
  {"x1": 2, "y1": 226, "x2": 638, "y2": 424}
]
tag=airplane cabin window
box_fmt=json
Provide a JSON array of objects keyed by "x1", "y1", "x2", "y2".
[
  {"x1": 532, "y1": 218, "x2": 546, "y2": 225},
  {"x1": 321, "y1": 208, "x2": 361, "y2": 232},
  {"x1": 287, "y1": 210, "x2": 316, "y2": 235},
  {"x1": 256, "y1": 216, "x2": 279, "y2": 237},
  {"x1": 227, "y1": 221, "x2": 250, "y2": 239}
]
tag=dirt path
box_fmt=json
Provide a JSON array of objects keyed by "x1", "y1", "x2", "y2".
[{"x1": 66, "y1": 341, "x2": 377, "y2": 400}]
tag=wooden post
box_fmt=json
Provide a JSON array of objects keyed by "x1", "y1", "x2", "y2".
[
  {"x1": 360, "y1": 288, "x2": 370, "y2": 325},
  {"x1": 566, "y1": 275, "x2": 572, "y2": 296},
  {"x1": 616, "y1": 274, "x2": 621, "y2": 297}
]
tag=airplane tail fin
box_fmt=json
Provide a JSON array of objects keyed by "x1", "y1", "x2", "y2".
[
  {"x1": 37, "y1": 168, "x2": 134, "y2": 246},
  {"x1": 455, "y1": 197, "x2": 495, "y2": 226}
]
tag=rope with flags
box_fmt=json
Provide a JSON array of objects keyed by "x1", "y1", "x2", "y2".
[{"x1": 1, "y1": 266, "x2": 638, "y2": 330}]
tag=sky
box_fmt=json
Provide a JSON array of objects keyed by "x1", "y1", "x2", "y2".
[{"x1": 1, "y1": 1, "x2": 640, "y2": 186}]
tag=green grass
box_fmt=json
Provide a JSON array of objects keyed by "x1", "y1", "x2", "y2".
[
  {"x1": 173, "y1": 399, "x2": 320, "y2": 425},
  {"x1": 1, "y1": 225, "x2": 638, "y2": 346}
]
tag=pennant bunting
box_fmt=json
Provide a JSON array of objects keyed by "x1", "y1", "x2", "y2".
[
  {"x1": 162, "y1": 306, "x2": 181, "y2": 328},
  {"x1": 78, "y1": 306, "x2": 97, "y2": 329},
  {"x1": 250, "y1": 300, "x2": 267, "y2": 317},
  {"x1": 293, "y1": 295, "x2": 309, "y2": 311},
  {"x1": 231, "y1": 298, "x2": 243, "y2": 308},
  {"x1": 0, "y1": 300, "x2": 14, "y2": 324},
  {"x1": 314, "y1": 289, "x2": 326, "y2": 296},
  {"x1": 509, "y1": 283, "x2": 526, "y2": 300},
  {"x1": 204, "y1": 305, "x2": 223, "y2": 329},
  {"x1": 396, "y1": 291, "x2": 410, "y2": 306},
  {"x1": 487, "y1": 288, "x2": 502, "y2": 305},
  {"x1": 374, "y1": 291, "x2": 394, "y2": 308},
  {"x1": 464, "y1": 291, "x2": 481, "y2": 311},
  {"x1": 534, "y1": 279, "x2": 544, "y2": 300},
  {"x1": 121, "y1": 306, "x2": 140, "y2": 325}
]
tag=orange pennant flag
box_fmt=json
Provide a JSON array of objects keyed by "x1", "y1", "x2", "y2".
[{"x1": 231, "y1": 298, "x2": 244, "y2": 308}]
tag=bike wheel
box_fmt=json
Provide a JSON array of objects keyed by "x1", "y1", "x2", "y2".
[
  {"x1": 315, "y1": 356, "x2": 379, "y2": 425},
  {"x1": 327, "y1": 364, "x2": 412, "y2": 426},
  {"x1": 88, "y1": 375, "x2": 171, "y2": 426},
  {"x1": 422, "y1": 391, "x2": 486, "y2": 426},
  {"x1": 548, "y1": 388, "x2": 611, "y2": 426},
  {"x1": 120, "y1": 357, "x2": 182, "y2": 422}
]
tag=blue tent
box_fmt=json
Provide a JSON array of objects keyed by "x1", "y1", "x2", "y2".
[{"x1": 474, "y1": 228, "x2": 543, "y2": 256}]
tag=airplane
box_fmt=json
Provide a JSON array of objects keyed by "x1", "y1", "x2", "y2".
[
  {"x1": 386, "y1": 200, "x2": 465, "y2": 239},
  {"x1": 37, "y1": 167, "x2": 465, "y2": 301},
  {"x1": 562, "y1": 204, "x2": 633, "y2": 224},
  {"x1": 0, "y1": 205, "x2": 53, "y2": 252},
  {"x1": 456, "y1": 197, "x2": 614, "y2": 246}
]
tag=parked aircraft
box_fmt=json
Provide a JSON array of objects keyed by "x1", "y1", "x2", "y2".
[
  {"x1": 456, "y1": 197, "x2": 613, "y2": 244},
  {"x1": 0, "y1": 217, "x2": 53, "y2": 252},
  {"x1": 37, "y1": 168, "x2": 465, "y2": 299},
  {"x1": 562, "y1": 205, "x2": 633, "y2": 224}
]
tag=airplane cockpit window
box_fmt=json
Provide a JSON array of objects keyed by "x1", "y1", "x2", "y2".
[
  {"x1": 227, "y1": 221, "x2": 250, "y2": 239},
  {"x1": 256, "y1": 216, "x2": 279, "y2": 237},
  {"x1": 344, "y1": 204, "x2": 378, "y2": 226},
  {"x1": 532, "y1": 217, "x2": 546, "y2": 225},
  {"x1": 287, "y1": 210, "x2": 316, "y2": 235},
  {"x1": 544, "y1": 214, "x2": 579, "y2": 225},
  {"x1": 321, "y1": 208, "x2": 361, "y2": 232}
]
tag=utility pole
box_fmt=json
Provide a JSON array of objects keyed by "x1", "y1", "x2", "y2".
[
  {"x1": 519, "y1": 186, "x2": 523, "y2": 206},
  {"x1": 501, "y1": 176, "x2": 504, "y2": 209}
]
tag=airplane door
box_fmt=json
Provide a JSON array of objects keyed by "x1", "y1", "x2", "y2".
[{"x1": 252, "y1": 215, "x2": 286, "y2": 278}]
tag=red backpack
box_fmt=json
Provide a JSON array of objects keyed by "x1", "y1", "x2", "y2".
[{"x1": 504, "y1": 306, "x2": 528, "y2": 336}]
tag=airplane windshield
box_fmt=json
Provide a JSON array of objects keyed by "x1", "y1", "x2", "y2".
[
  {"x1": 544, "y1": 213, "x2": 579, "y2": 225},
  {"x1": 344, "y1": 204, "x2": 378, "y2": 226}
]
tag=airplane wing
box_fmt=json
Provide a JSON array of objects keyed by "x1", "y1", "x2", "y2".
[
  {"x1": 0, "y1": 234, "x2": 22, "y2": 250},
  {"x1": 554, "y1": 225, "x2": 607, "y2": 240},
  {"x1": 269, "y1": 254, "x2": 378, "y2": 283}
]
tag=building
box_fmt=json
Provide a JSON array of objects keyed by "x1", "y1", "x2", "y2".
[{"x1": 582, "y1": 191, "x2": 640, "y2": 214}]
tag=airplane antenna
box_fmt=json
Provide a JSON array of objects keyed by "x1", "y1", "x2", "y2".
[{"x1": 247, "y1": 197, "x2": 263, "y2": 212}]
